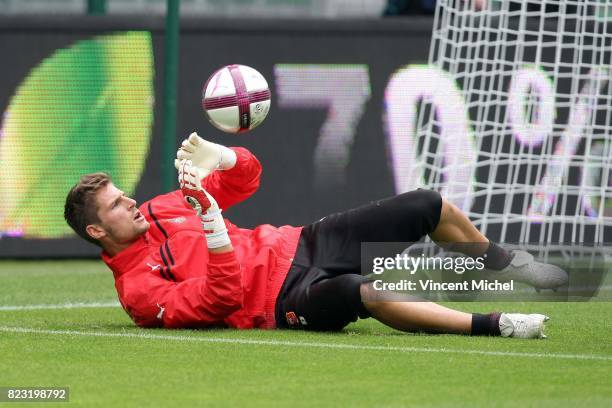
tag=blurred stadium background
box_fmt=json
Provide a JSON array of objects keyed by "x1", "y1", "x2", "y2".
[
  {"x1": 2, "y1": 0, "x2": 612, "y2": 258},
  {"x1": 1, "y1": 1, "x2": 611, "y2": 406},
  {"x1": 1, "y1": 0, "x2": 387, "y2": 18}
]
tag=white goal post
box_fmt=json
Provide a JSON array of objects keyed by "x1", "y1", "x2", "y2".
[{"x1": 420, "y1": 0, "x2": 612, "y2": 243}]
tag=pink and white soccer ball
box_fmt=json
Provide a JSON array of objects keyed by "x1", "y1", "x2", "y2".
[{"x1": 202, "y1": 64, "x2": 271, "y2": 133}]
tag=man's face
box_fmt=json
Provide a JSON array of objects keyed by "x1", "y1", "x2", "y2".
[{"x1": 90, "y1": 183, "x2": 150, "y2": 246}]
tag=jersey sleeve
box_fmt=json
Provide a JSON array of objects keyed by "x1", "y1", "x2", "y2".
[
  {"x1": 121, "y1": 231, "x2": 243, "y2": 328},
  {"x1": 201, "y1": 147, "x2": 262, "y2": 210}
]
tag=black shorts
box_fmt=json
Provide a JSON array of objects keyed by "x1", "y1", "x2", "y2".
[{"x1": 275, "y1": 189, "x2": 443, "y2": 331}]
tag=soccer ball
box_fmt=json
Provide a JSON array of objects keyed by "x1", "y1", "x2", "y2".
[{"x1": 202, "y1": 64, "x2": 271, "y2": 134}]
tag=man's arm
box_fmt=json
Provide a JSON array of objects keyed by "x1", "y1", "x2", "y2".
[
  {"x1": 120, "y1": 231, "x2": 243, "y2": 329},
  {"x1": 201, "y1": 147, "x2": 262, "y2": 210},
  {"x1": 158, "y1": 236, "x2": 243, "y2": 328},
  {"x1": 175, "y1": 132, "x2": 262, "y2": 210},
  {"x1": 136, "y1": 160, "x2": 243, "y2": 328}
]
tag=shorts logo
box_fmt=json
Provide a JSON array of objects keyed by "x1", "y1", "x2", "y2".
[{"x1": 285, "y1": 311, "x2": 299, "y2": 326}]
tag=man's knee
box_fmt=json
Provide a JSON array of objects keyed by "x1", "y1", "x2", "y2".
[
  {"x1": 409, "y1": 189, "x2": 443, "y2": 234},
  {"x1": 438, "y1": 197, "x2": 461, "y2": 224},
  {"x1": 367, "y1": 189, "x2": 444, "y2": 241}
]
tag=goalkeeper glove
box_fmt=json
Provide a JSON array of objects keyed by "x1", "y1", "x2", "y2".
[
  {"x1": 178, "y1": 159, "x2": 230, "y2": 249},
  {"x1": 174, "y1": 132, "x2": 237, "y2": 178}
]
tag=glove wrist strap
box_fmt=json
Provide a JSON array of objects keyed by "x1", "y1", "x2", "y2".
[{"x1": 205, "y1": 230, "x2": 231, "y2": 249}]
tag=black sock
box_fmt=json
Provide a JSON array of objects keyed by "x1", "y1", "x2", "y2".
[
  {"x1": 471, "y1": 312, "x2": 502, "y2": 336},
  {"x1": 482, "y1": 242, "x2": 513, "y2": 270}
]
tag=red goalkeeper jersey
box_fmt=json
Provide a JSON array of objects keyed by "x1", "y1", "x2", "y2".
[{"x1": 101, "y1": 147, "x2": 303, "y2": 329}]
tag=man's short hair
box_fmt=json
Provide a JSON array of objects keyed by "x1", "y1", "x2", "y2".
[{"x1": 64, "y1": 172, "x2": 112, "y2": 247}]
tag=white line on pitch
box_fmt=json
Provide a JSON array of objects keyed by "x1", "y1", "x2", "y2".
[
  {"x1": 0, "y1": 326, "x2": 610, "y2": 362},
  {"x1": 0, "y1": 301, "x2": 120, "y2": 311}
]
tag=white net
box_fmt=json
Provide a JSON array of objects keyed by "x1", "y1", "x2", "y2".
[{"x1": 424, "y1": 0, "x2": 612, "y2": 243}]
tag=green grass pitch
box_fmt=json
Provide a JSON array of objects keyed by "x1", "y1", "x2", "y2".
[{"x1": 1, "y1": 260, "x2": 611, "y2": 407}]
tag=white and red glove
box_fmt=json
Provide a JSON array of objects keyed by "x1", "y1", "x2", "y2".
[
  {"x1": 178, "y1": 159, "x2": 230, "y2": 249},
  {"x1": 174, "y1": 132, "x2": 237, "y2": 179}
]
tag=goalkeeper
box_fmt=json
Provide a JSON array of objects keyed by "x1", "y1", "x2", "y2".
[{"x1": 64, "y1": 133, "x2": 567, "y2": 339}]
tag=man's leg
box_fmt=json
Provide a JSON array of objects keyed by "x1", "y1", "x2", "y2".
[
  {"x1": 428, "y1": 199, "x2": 515, "y2": 269},
  {"x1": 428, "y1": 199, "x2": 568, "y2": 288},
  {"x1": 277, "y1": 270, "x2": 487, "y2": 335},
  {"x1": 283, "y1": 190, "x2": 552, "y2": 337},
  {"x1": 360, "y1": 283, "x2": 503, "y2": 336},
  {"x1": 305, "y1": 190, "x2": 512, "y2": 271},
  {"x1": 362, "y1": 295, "x2": 473, "y2": 334},
  {"x1": 429, "y1": 199, "x2": 490, "y2": 256},
  {"x1": 361, "y1": 290, "x2": 548, "y2": 339},
  {"x1": 282, "y1": 272, "x2": 547, "y2": 338},
  {"x1": 303, "y1": 189, "x2": 445, "y2": 273},
  {"x1": 429, "y1": 199, "x2": 488, "y2": 246}
]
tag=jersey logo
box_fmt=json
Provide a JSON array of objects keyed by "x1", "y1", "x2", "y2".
[
  {"x1": 147, "y1": 263, "x2": 161, "y2": 271},
  {"x1": 156, "y1": 303, "x2": 165, "y2": 320},
  {"x1": 167, "y1": 216, "x2": 186, "y2": 224}
]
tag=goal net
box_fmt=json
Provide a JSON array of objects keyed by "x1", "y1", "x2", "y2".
[{"x1": 422, "y1": 0, "x2": 612, "y2": 243}]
